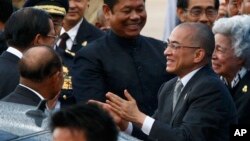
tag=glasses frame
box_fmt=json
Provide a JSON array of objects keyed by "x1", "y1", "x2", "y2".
[
  {"x1": 166, "y1": 40, "x2": 200, "y2": 50},
  {"x1": 47, "y1": 34, "x2": 58, "y2": 39},
  {"x1": 185, "y1": 8, "x2": 218, "y2": 19}
]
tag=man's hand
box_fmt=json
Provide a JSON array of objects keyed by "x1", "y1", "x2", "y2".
[
  {"x1": 106, "y1": 90, "x2": 147, "y2": 128},
  {"x1": 88, "y1": 99, "x2": 129, "y2": 131}
]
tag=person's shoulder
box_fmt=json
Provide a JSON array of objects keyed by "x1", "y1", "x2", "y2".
[
  {"x1": 140, "y1": 35, "x2": 166, "y2": 48},
  {"x1": 76, "y1": 36, "x2": 107, "y2": 55},
  {"x1": 141, "y1": 35, "x2": 165, "y2": 43},
  {"x1": 82, "y1": 19, "x2": 105, "y2": 36}
]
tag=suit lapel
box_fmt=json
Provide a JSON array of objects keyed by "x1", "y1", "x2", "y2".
[
  {"x1": 170, "y1": 66, "x2": 210, "y2": 123},
  {"x1": 71, "y1": 19, "x2": 90, "y2": 52}
]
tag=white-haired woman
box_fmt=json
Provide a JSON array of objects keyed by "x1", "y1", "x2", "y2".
[{"x1": 212, "y1": 15, "x2": 250, "y2": 124}]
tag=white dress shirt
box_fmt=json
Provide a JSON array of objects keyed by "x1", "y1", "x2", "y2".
[{"x1": 56, "y1": 18, "x2": 83, "y2": 50}]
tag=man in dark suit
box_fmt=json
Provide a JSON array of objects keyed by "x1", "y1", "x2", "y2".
[
  {"x1": 72, "y1": 0, "x2": 174, "y2": 116},
  {"x1": 100, "y1": 23, "x2": 237, "y2": 141},
  {"x1": 54, "y1": 0, "x2": 104, "y2": 106},
  {"x1": 0, "y1": 8, "x2": 57, "y2": 99},
  {"x1": 2, "y1": 46, "x2": 63, "y2": 109}
]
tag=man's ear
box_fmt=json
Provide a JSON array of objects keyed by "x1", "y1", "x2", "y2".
[
  {"x1": 177, "y1": 8, "x2": 187, "y2": 23},
  {"x1": 193, "y1": 48, "x2": 205, "y2": 63},
  {"x1": 103, "y1": 4, "x2": 112, "y2": 21},
  {"x1": 33, "y1": 34, "x2": 42, "y2": 46}
]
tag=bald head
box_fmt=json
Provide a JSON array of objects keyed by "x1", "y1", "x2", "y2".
[
  {"x1": 19, "y1": 46, "x2": 62, "y2": 82},
  {"x1": 176, "y1": 22, "x2": 215, "y2": 60}
]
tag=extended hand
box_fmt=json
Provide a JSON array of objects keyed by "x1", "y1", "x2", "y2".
[
  {"x1": 88, "y1": 99, "x2": 129, "y2": 131},
  {"x1": 106, "y1": 90, "x2": 147, "y2": 128}
]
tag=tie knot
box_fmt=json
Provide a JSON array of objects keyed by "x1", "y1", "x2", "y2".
[
  {"x1": 173, "y1": 79, "x2": 183, "y2": 111},
  {"x1": 60, "y1": 33, "x2": 70, "y2": 40},
  {"x1": 175, "y1": 80, "x2": 183, "y2": 92}
]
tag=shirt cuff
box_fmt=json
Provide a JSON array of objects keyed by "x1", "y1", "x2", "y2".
[
  {"x1": 141, "y1": 116, "x2": 155, "y2": 135},
  {"x1": 123, "y1": 122, "x2": 133, "y2": 135}
]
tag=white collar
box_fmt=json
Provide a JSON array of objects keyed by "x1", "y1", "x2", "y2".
[
  {"x1": 221, "y1": 67, "x2": 247, "y2": 88},
  {"x1": 19, "y1": 84, "x2": 45, "y2": 100},
  {"x1": 60, "y1": 18, "x2": 83, "y2": 42},
  {"x1": 6, "y1": 47, "x2": 23, "y2": 59},
  {"x1": 179, "y1": 66, "x2": 203, "y2": 87}
]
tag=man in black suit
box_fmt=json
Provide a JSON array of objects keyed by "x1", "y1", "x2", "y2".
[
  {"x1": 0, "y1": 8, "x2": 57, "y2": 99},
  {"x1": 2, "y1": 46, "x2": 63, "y2": 109},
  {"x1": 72, "y1": 0, "x2": 174, "y2": 116},
  {"x1": 54, "y1": 0, "x2": 104, "y2": 106},
  {"x1": 101, "y1": 23, "x2": 237, "y2": 141}
]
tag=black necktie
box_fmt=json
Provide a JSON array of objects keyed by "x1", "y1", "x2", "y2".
[
  {"x1": 59, "y1": 33, "x2": 70, "y2": 50},
  {"x1": 173, "y1": 80, "x2": 183, "y2": 111}
]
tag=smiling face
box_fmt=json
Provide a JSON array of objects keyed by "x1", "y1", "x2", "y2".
[
  {"x1": 212, "y1": 33, "x2": 243, "y2": 80},
  {"x1": 105, "y1": 0, "x2": 147, "y2": 38},
  {"x1": 64, "y1": 0, "x2": 88, "y2": 26},
  {"x1": 164, "y1": 26, "x2": 202, "y2": 78}
]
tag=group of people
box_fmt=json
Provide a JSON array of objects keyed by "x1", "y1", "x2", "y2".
[{"x1": 0, "y1": 0, "x2": 250, "y2": 141}]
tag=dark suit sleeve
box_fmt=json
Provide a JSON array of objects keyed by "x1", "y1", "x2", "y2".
[
  {"x1": 148, "y1": 78, "x2": 236, "y2": 141},
  {"x1": 72, "y1": 46, "x2": 107, "y2": 103}
]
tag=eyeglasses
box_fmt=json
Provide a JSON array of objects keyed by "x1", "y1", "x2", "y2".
[
  {"x1": 166, "y1": 40, "x2": 200, "y2": 50},
  {"x1": 47, "y1": 34, "x2": 58, "y2": 39},
  {"x1": 185, "y1": 8, "x2": 218, "y2": 19}
]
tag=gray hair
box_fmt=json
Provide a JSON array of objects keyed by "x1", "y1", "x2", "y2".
[{"x1": 212, "y1": 15, "x2": 250, "y2": 69}]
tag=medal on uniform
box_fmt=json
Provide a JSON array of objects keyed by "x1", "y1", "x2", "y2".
[
  {"x1": 242, "y1": 85, "x2": 248, "y2": 93},
  {"x1": 82, "y1": 41, "x2": 87, "y2": 47}
]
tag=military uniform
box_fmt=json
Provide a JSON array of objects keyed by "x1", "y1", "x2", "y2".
[
  {"x1": 23, "y1": 0, "x2": 69, "y2": 16},
  {"x1": 72, "y1": 31, "x2": 174, "y2": 115},
  {"x1": 56, "y1": 18, "x2": 105, "y2": 107},
  {"x1": 228, "y1": 70, "x2": 250, "y2": 124}
]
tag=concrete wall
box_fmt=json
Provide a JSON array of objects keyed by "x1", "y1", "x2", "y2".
[{"x1": 141, "y1": 0, "x2": 167, "y2": 40}]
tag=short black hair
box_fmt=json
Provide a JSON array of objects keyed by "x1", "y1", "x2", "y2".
[
  {"x1": 50, "y1": 104, "x2": 118, "y2": 141},
  {"x1": 4, "y1": 7, "x2": 51, "y2": 48},
  {"x1": 177, "y1": 0, "x2": 219, "y2": 10},
  {"x1": 104, "y1": 0, "x2": 146, "y2": 11},
  {"x1": 179, "y1": 23, "x2": 215, "y2": 61},
  {"x1": 0, "y1": 0, "x2": 13, "y2": 23},
  {"x1": 19, "y1": 46, "x2": 62, "y2": 82}
]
